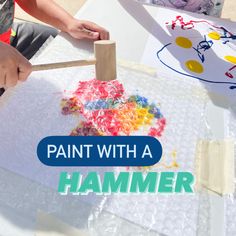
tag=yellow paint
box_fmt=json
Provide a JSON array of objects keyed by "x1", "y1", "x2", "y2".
[
  {"x1": 225, "y1": 56, "x2": 236, "y2": 64},
  {"x1": 144, "y1": 119, "x2": 152, "y2": 125},
  {"x1": 147, "y1": 113, "x2": 154, "y2": 119},
  {"x1": 155, "y1": 150, "x2": 179, "y2": 169},
  {"x1": 138, "y1": 150, "x2": 179, "y2": 171},
  {"x1": 116, "y1": 104, "x2": 159, "y2": 135},
  {"x1": 185, "y1": 60, "x2": 204, "y2": 74},
  {"x1": 175, "y1": 37, "x2": 193, "y2": 49},
  {"x1": 208, "y1": 31, "x2": 221, "y2": 40},
  {"x1": 139, "y1": 108, "x2": 148, "y2": 114},
  {"x1": 172, "y1": 150, "x2": 177, "y2": 157}
]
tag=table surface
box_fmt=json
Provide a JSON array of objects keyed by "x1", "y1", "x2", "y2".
[{"x1": 1, "y1": 0, "x2": 235, "y2": 235}]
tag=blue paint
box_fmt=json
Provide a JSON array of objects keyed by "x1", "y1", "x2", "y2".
[
  {"x1": 220, "y1": 27, "x2": 236, "y2": 43},
  {"x1": 156, "y1": 43, "x2": 236, "y2": 89},
  {"x1": 128, "y1": 95, "x2": 149, "y2": 108},
  {"x1": 193, "y1": 36, "x2": 213, "y2": 63}
]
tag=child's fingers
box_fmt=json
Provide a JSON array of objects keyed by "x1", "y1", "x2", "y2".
[
  {"x1": 82, "y1": 21, "x2": 110, "y2": 40},
  {"x1": 18, "y1": 61, "x2": 32, "y2": 82},
  {"x1": 74, "y1": 29, "x2": 100, "y2": 40}
]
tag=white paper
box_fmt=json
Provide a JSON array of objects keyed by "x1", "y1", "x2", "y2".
[{"x1": 141, "y1": 9, "x2": 236, "y2": 97}]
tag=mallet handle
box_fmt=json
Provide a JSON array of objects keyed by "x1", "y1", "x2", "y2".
[{"x1": 32, "y1": 59, "x2": 96, "y2": 71}]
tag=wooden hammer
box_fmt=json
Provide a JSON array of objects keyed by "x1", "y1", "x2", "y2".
[{"x1": 32, "y1": 40, "x2": 117, "y2": 81}]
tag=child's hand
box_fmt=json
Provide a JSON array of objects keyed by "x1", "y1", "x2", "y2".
[
  {"x1": 0, "y1": 42, "x2": 32, "y2": 88},
  {"x1": 66, "y1": 19, "x2": 109, "y2": 40}
]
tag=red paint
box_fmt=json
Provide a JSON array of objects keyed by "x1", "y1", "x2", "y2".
[
  {"x1": 225, "y1": 65, "x2": 236, "y2": 79},
  {"x1": 168, "y1": 15, "x2": 228, "y2": 32}
]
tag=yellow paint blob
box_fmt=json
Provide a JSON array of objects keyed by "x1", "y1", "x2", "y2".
[
  {"x1": 225, "y1": 56, "x2": 236, "y2": 64},
  {"x1": 175, "y1": 37, "x2": 193, "y2": 49},
  {"x1": 185, "y1": 60, "x2": 204, "y2": 74},
  {"x1": 208, "y1": 31, "x2": 221, "y2": 40}
]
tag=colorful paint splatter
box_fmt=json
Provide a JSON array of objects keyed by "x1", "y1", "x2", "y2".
[{"x1": 61, "y1": 79, "x2": 166, "y2": 137}]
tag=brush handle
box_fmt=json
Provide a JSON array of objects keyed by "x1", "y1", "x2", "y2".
[{"x1": 32, "y1": 59, "x2": 96, "y2": 71}]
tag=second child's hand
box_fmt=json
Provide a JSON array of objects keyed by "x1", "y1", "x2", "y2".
[
  {"x1": 66, "y1": 19, "x2": 110, "y2": 40},
  {"x1": 16, "y1": 0, "x2": 110, "y2": 41}
]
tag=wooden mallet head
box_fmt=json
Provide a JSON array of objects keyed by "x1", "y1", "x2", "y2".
[{"x1": 94, "y1": 40, "x2": 117, "y2": 81}]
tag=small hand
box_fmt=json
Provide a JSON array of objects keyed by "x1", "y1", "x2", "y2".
[
  {"x1": 0, "y1": 42, "x2": 32, "y2": 88},
  {"x1": 66, "y1": 19, "x2": 110, "y2": 40}
]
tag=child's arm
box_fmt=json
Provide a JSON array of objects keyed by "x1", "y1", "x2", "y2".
[{"x1": 16, "y1": 0, "x2": 109, "y2": 40}]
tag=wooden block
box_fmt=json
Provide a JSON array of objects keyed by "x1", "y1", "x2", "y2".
[{"x1": 94, "y1": 40, "x2": 117, "y2": 81}]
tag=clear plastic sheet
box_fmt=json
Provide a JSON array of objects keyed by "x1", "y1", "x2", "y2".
[
  {"x1": 0, "y1": 61, "x2": 211, "y2": 235},
  {"x1": 1, "y1": 33, "x2": 234, "y2": 234},
  {"x1": 226, "y1": 106, "x2": 236, "y2": 235},
  {"x1": 84, "y1": 67, "x2": 210, "y2": 236}
]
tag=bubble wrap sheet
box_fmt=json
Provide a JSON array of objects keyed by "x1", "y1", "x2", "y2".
[
  {"x1": 0, "y1": 48, "x2": 211, "y2": 235},
  {"x1": 226, "y1": 109, "x2": 236, "y2": 236},
  {"x1": 103, "y1": 69, "x2": 208, "y2": 235}
]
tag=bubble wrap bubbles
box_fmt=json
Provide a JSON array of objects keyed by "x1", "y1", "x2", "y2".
[
  {"x1": 0, "y1": 57, "x2": 211, "y2": 235},
  {"x1": 226, "y1": 108, "x2": 236, "y2": 236},
  {"x1": 57, "y1": 65, "x2": 209, "y2": 236},
  {"x1": 225, "y1": 194, "x2": 236, "y2": 236}
]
